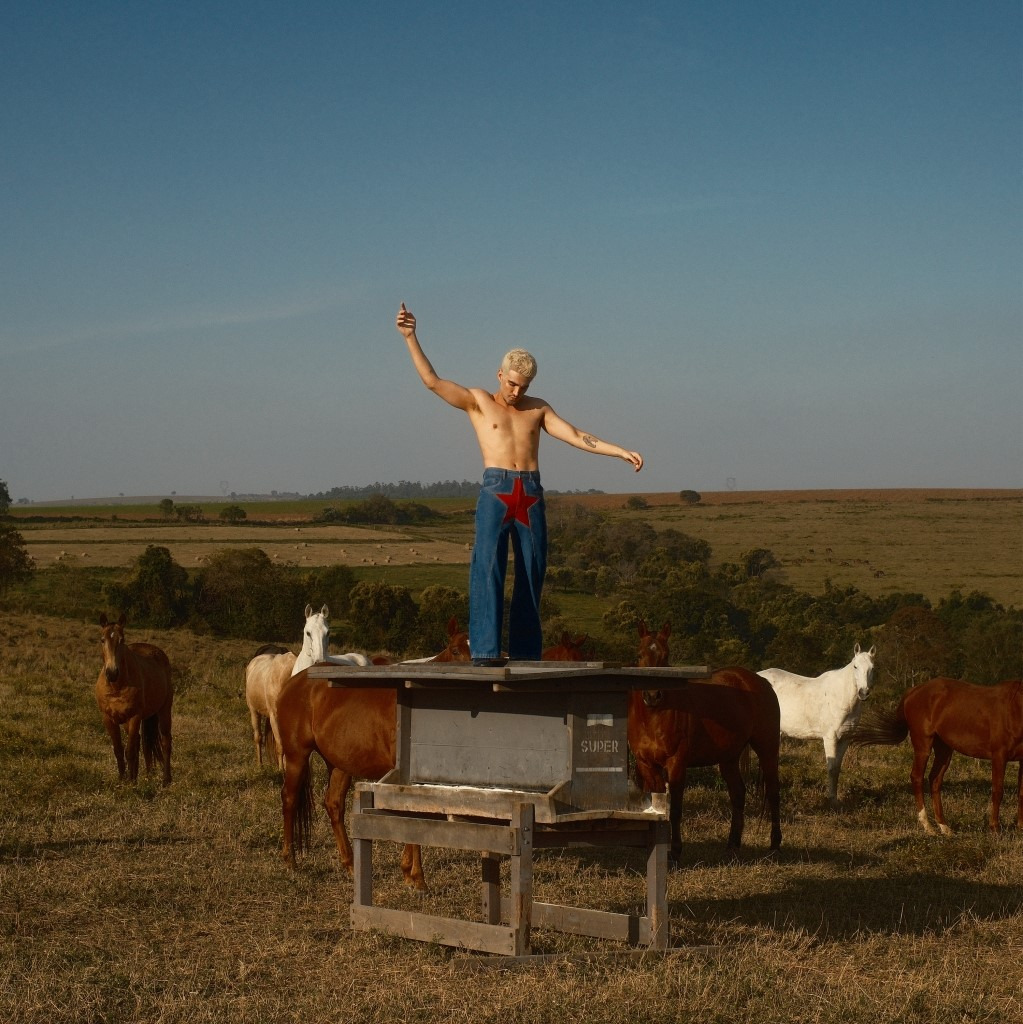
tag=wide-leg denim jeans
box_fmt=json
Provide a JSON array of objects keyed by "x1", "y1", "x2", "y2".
[{"x1": 469, "y1": 468, "x2": 547, "y2": 660}]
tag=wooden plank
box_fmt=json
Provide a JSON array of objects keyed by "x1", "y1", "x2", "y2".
[
  {"x1": 351, "y1": 905, "x2": 518, "y2": 956},
  {"x1": 647, "y1": 820, "x2": 670, "y2": 951},
  {"x1": 498, "y1": 899, "x2": 651, "y2": 945},
  {"x1": 359, "y1": 781, "x2": 561, "y2": 823},
  {"x1": 350, "y1": 812, "x2": 519, "y2": 856}
]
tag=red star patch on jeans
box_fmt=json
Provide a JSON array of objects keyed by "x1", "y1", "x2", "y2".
[{"x1": 497, "y1": 476, "x2": 540, "y2": 527}]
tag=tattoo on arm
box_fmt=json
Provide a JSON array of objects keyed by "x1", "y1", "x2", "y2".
[{"x1": 582, "y1": 434, "x2": 598, "y2": 449}]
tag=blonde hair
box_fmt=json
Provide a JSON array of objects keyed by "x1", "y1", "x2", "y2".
[{"x1": 501, "y1": 348, "x2": 537, "y2": 380}]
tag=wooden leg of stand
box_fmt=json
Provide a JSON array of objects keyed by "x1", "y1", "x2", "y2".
[
  {"x1": 353, "y1": 790, "x2": 374, "y2": 910},
  {"x1": 481, "y1": 852, "x2": 501, "y2": 925},
  {"x1": 509, "y1": 803, "x2": 534, "y2": 956},
  {"x1": 647, "y1": 820, "x2": 669, "y2": 950}
]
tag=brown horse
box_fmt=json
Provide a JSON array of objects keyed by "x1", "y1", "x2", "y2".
[
  {"x1": 94, "y1": 613, "x2": 173, "y2": 785},
  {"x1": 851, "y1": 677, "x2": 1023, "y2": 833},
  {"x1": 628, "y1": 621, "x2": 782, "y2": 861},
  {"x1": 542, "y1": 632, "x2": 591, "y2": 661},
  {"x1": 275, "y1": 618, "x2": 471, "y2": 887}
]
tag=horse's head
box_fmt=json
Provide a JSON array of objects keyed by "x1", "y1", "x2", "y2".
[
  {"x1": 851, "y1": 642, "x2": 877, "y2": 701},
  {"x1": 431, "y1": 616, "x2": 471, "y2": 662},
  {"x1": 637, "y1": 620, "x2": 671, "y2": 707},
  {"x1": 99, "y1": 612, "x2": 127, "y2": 682},
  {"x1": 301, "y1": 604, "x2": 331, "y2": 663},
  {"x1": 637, "y1": 620, "x2": 671, "y2": 668},
  {"x1": 542, "y1": 632, "x2": 590, "y2": 661}
]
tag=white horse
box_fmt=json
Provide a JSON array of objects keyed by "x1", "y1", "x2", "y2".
[
  {"x1": 245, "y1": 604, "x2": 370, "y2": 769},
  {"x1": 758, "y1": 643, "x2": 877, "y2": 807}
]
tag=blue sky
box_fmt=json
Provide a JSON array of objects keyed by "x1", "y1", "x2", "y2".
[{"x1": 2, "y1": 1, "x2": 1020, "y2": 501}]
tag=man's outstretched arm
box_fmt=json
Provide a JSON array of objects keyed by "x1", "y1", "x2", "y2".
[
  {"x1": 541, "y1": 405, "x2": 644, "y2": 471},
  {"x1": 395, "y1": 304, "x2": 477, "y2": 413}
]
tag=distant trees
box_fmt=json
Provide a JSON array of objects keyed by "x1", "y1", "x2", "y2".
[
  {"x1": 218, "y1": 505, "x2": 246, "y2": 524},
  {"x1": 0, "y1": 479, "x2": 11, "y2": 516},
  {"x1": 679, "y1": 490, "x2": 702, "y2": 505},
  {"x1": 104, "y1": 545, "x2": 191, "y2": 628},
  {"x1": 0, "y1": 523, "x2": 34, "y2": 594}
]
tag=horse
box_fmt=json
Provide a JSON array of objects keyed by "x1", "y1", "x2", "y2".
[
  {"x1": 275, "y1": 618, "x2": 472, "y2": 887},
  {"x1": 851, "y1": 677, "x2": 1023, "y2": 834},
  {"x1": 628, "y1": 621, "x2": 782, "y2": 862},
  {"x1": 246, "y1": 604, "x2": 376, "y2": 769},
  {"x1": 757, "y1": 643, "x2": 876, "y2": 807},
  {"x1": 542, "y1": 632, "x2": 591, "y2": 661},
  {"x1": 245, "y1": 604, "x2": 328, "y2": 770},
  {"x1": 94, "y1": 613, "x2": 174, "y2": 785}
]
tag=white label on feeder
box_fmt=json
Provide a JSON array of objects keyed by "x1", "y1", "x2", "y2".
[{"x1": 587, "y1": 713, "x2": 614, "y2": 728}]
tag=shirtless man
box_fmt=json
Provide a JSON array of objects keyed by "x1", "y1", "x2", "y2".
[{"x1": 396, "y1": 303, "x2": 643, "y2": 664}]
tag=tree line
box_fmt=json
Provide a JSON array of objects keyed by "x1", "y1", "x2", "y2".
[{"x1": 1, "y1": 481, "x2": 1019, "y2": 685}]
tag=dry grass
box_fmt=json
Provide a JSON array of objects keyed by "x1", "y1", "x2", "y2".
[{"x1": 2, "y1": 612, "x2": 1021, "y2": 1023}]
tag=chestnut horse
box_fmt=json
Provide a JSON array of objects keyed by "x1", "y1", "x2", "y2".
[
  {"x1": 542, "y1": 632, "x2": 591, "y2": 661},
  {"x1": 94, "y1": 613, "x2": 173, "y2": 785},
  {"x1": 851, "y1": 677, "x2": 1023, "y2": 833},
  {"x1": 628, "y1": 621, "x2": 782, "y2": 861},
  {"x1": 276, "y1": 617, "x2": 471, "y2": 887}
]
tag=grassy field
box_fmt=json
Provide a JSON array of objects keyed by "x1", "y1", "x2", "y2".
[
  {"x1": 1, "y1": 610, "x2": 1021, "y2": 1023},
  {"x1": 14, "y1": 489, "x2": 1022, "y2": 611}
]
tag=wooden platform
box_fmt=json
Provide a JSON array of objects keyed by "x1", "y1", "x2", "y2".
[{"x1": 308, "y1": 661, "x2": 709, "y2": 957}]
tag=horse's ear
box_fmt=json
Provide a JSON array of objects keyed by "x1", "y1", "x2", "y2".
[
  {"x1": 660, "y1": 622, "x2": 672, "y2": 639},
  {"x1": 320, "y1": 604, "x2": 329, "y2": 618},
  {"x1": 447, "y1": 616, "x2": 458, "y2": 635},
  {"x1": 637, "y1": 620, "x2": 647, "y2": 636},
  {"x1": 869, "y1": 645, "x2": 876, "y2": 657},
  {"x1": 854, "y1": 642, "x2": 861, "y2": 654},
  {"x1": 305, "y1": 603, "x2": 313, "y2": 617},
  {"x1": 117, "y1": 612, "x2": 127, "y2": 627},
  {"x1": 99, "y1": 613, "x2": 108, "y2": 626}
]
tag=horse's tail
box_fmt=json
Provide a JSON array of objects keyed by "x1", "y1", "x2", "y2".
[
  {"x1": 291, "y1": 758, "x2": 315, "y2": 856},
  {"x1": 849, "y1": 699, "x2": 909, "y2": 748},
  {"x1": 141, "y1": 714, "x2": 160, "y2": 772},
  {"x1": 739, "y1": 743, "x2": 767, "y2": 815},
  {"x1": 261, "y1": 724, "x2": 279, "y2": 769}
]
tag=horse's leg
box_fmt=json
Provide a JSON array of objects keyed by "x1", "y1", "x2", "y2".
[
  {"x1": 910, "y1": 737, "x2": 935, "y2": 833},
  {"x1": 400, "y1": 844, "x2": 427, "y2": 891},
  {"x1": 124, "y1": 716, "x2": 142, "y2": 783},
  {"x1": 103, "y1": 716, "x2": 127, "y2": 781},
  {"x1": 280, "y1": 753, "x2": 312, "y2": 868},
  {"x1": 719, "y1": 757, "x2": 746, "y2": 854},
  {"x1": 666, "y1": 766, "x2": 687, "y2": 865},
  {"x1": 752, "y1": 736, "x2": 783, "y2": 852},
  {"x1": 158, "y1": 701, "x2": 172, "y2": 786},
  {"x1": 987, "y1": 754, "x2": 1006, "y2": 833},
  {"x1": 322, "y1": 769, "x2": 355, "y2": 872},
  {"x1": 268, "y1": 710, "x2": 285, "y2": 772},
  {"x1": 822, "y1": 731, "x2": 842, "y2": 808},
  {"x1": 249, "y1": 706, "x2": 265, "y2": 767},
  {"x1": 928, "y1": 738, "x2": 955, "y2": 836}
]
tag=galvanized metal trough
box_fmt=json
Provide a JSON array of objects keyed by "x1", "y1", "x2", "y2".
[{"x1": 309, "y1": 660, "x2": 708, "y2": 958}]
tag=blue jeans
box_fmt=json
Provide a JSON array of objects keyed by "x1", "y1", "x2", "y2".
[{"x1": 469, "y1": 468, "x2": 547, "y2": 660}]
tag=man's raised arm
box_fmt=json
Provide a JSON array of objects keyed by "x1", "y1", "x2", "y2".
[{"x1": 395, "y1": 303, "x2": 477, "y2": 413}]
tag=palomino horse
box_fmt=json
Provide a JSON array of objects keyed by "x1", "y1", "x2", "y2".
[
  {"x1": 246, "y1": 604, "x2": 331, "y2": 769},
  {"x1": 275, "y1": 618, "x2": 471, "y2": 887},
  {"x1": 94, "y1": 613, "x2": 174, "y2": 785},
  {"x1": 758, "y1": 643, "x2": 876, "y2": 806},
  {"x1": 851, "y1": 677, "x2": 1023, "y2": 833},
  {"x1": 542, "y1": 632, "x2": 591, "y2": 661},
  {"x1": 628, "y1": 621, "x2": 782, "y2": 861}
]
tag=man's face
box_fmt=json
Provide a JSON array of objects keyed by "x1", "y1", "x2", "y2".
[{"x1": 497, "y1": 369, "x2": 533, "y2": 405}]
